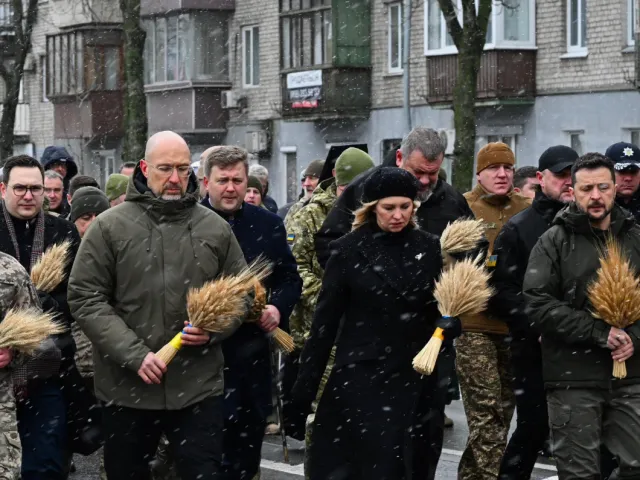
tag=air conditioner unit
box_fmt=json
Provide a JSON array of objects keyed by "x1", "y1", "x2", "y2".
[
  {"x1": 245, "y1": 131, "x2": 268, "y2": 154},
  {"x1": 221, "y1": 90, "x2": 236, "y2": 109},
  {"x1": 439, "y1": 129, "x2": 456, "y2": 155}
]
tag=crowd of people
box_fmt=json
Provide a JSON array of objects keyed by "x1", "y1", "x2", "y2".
[{"x1": 0, "y1": 127, "x2": 640, "y2": 480}]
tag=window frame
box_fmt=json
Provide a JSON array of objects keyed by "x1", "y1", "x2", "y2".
[
  {"x1": 566, "y1": 130, "x2": 584, "y2": 156},
  {"x1": 566, "y1": 0, "x2": 587, "y2": 54},
  {"x1": 242, "y1": 25, "x2": 260, "y2": 88},
  {"x1": 280, "y1": 1, "x2": 332, "y2": 70},
  {"x1": 424, "y1": 0, "x2": 536, "y2": 56},
  {"x1": 40, "y1": 56, "x2": 49, "y2": 103},
  {"x1": 388, "y1": 2, "x2": 403, "y2": 73}
]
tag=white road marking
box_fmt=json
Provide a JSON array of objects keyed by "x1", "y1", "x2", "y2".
[{"x1": 261, "y1": 459, "x2": 304, "y2": 476}]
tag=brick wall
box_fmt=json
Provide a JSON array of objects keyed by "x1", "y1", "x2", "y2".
[
  {"x1": 536, "y1": 0, "x2": 635, "y2": 94},
  {"x1": 370, "y1": 0, "x2": 428, "y2": 109},
  {"x1": 228, "y1": 0, "x2": 281, "y2": 123}
]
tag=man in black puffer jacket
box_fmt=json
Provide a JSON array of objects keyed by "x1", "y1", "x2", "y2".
[
  {"x1": 491, "y1": 145, "x2": 578, "y2": 478},
  {"x1": 525, "y1": 153, "x2": 640, "y2": 480}
]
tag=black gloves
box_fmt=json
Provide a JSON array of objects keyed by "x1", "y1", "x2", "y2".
[
  {"x1": 435, "y1": 316, "x2": 462, "y2": 340},
  {"x1": 37, "y1": 290, "x2": 59, "y2": 313},
  {"x1": 447, "y1": 238, "x2": 490, "y2": 264}
]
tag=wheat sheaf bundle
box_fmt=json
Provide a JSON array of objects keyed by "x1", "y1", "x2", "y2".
[
  {"x1": 0, "y1": 308, "x2": 66, "y2": 355},
  {"x1": 246, "y1": 278, "x2": 295, "y2": 353},
  {"x1": 413, "y1": 255, "x2": 494, "y2": 375},
  {"x1": 587, "y1": 238, "x2": 640, "y2": 379},
  {"x1": 440, "y1": 219, "x2": 485, "y2": 255},
  {"x1": 155, "y1": 259, "x2": 273, "y2": 365},
  {"x1": 30, "y1": 241, "x2": 71, "y2": 292}
]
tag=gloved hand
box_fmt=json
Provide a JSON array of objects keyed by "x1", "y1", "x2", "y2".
[
  {"x1": 447, "y1": 238, "x2": 490, "y2": 263},
  {"x1": 435, "y1": 316, "x2": 462, "y2": 339},
  {"x1": 37, "y1": 290, "x2": 59, "y2": 313}
]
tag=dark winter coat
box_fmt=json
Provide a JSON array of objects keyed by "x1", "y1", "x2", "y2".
[
  {"x1": 491, "y1": 191, "x2": 566, "y2": 339},
  {"x1": 68, "y1": 166, "x2": 249, "y2": 410},
  {"x1": 41, "y1": 146, "x2": 78, "y2": 189},
  {"x1": 293, "y1": 222, "x2": 445, "y2": 479},
  {"x1": 262, "y1": 195, "x2": 278, "y2": 214},
  {"x1": 616, "y1": 188, "x2": 640, "y2": 223},
  {"x1": 0, "y1": 205, "x2": 80, "y2": 352},
  {"x1": 201, "y1": 199, "x2": 302, "y2": 360},
  {"x1": 524, "y1": 204, "x2": 640, "y2": 389},
  {"x1": 315, "y1": 166, "x2": 474, "y2": 268}
]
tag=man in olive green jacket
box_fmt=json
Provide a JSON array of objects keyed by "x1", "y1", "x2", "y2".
[{"x1": 68, "y1": 131, "x2": 248, "y2": 480}]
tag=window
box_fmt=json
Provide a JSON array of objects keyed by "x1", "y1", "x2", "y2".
[
  {"x1": 629, "y1": 0, "x2": 637, "y2": 46},
  {"x1": 281, "y1": 0, "x2": 332, "y2": 69},
  {"x1": 143, "y1": 12, "x2": 229, "y2": 85},
  {"x1": 630, "y1": 130, "x2": 640, "y2": 146},
  {"x1": 425, "y1": 0, "x2": 535, "y2": 54},
  {"x1": 45, "y1": 30, "x2": 123, "y2": 97},
  {"x1": 285, "y1": 151, "x2": 298, "y2": 203},
  {"x1": 243, "y1": 26, "x2": 260, "y2": 87},
  {"x1": 40, "y1": 56, "x2": 49, "y2": 102},
  {"x1": 388, "y1": 3, "x2": 403, "y2": 73},
  {"x1": 567, "y1": 0, "x2": 587, "y2": 53},
  {"x1": 568, "y1": 131, "x2": 584, "y2": 156},
  {"x1": 488, "y1": 135, "x2": 516, "y2": 154}
]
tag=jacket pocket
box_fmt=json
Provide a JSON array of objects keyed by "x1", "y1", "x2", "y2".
[{"x1": 548, "y1": 399, "x2": 571, "y2": 428}]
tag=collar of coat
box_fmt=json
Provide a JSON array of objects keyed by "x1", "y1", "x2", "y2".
[
  {"x1": 554, "y1": 202, "x2": 636, "y2": 237},
  {"x1": 467, "y1": 183, "x2": 517, "y2": 206},
  {"x1": 127, "y1": 164, "x2": 199, "y2": 220},
  {"x1": 532, "y1": 191, "x2": 567, "y2": 224}
]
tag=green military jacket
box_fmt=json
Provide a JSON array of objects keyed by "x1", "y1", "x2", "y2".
[{"x1": 287, "y1": 179, "x2": 337, "y2": 350}]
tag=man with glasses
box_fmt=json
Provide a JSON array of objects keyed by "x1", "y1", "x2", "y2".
[
  {"x1": 68, "y1": 131, "x2": 249, "y2": 479},
  {"x1": 0, "y1": 155, "x2": 80, "y2": 480}
]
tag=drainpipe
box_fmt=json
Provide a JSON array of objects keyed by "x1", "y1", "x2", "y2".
[{"x1": 403, "y1": 0, "x2": 412, "y2": 132}]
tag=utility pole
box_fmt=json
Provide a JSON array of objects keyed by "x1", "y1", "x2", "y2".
[{"x1": 403, "y1": 0, "x2": 412, "y2": 132}]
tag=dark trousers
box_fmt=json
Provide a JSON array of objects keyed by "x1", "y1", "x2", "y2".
[
  {"x1": 548, "y1": 385, "x2": 640, "y2": 480},
  {"x1": 17, "y1": 378, "x2": 68, "y2": 480},
  {"x1": 499, "y1": 339, "x2": 549, "y2": 479},
  {"x1": 222, "y1": 357, "x2": 272, "y2": 480},
  {"x1": 103, "y1": 395, "x2": 224, "y2": 480}
]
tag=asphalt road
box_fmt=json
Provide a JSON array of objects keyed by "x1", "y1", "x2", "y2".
[{"x1": 70, "y1": 400, "x2": 559, "y2": 479}]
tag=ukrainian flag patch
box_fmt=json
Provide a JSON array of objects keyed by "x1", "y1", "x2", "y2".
[
  {"x1": 287, "y1": 233, "x2": 296, "y2": 245},
  {"x1": 486, "y1": 255, "x2": 498, "y2": 267}
]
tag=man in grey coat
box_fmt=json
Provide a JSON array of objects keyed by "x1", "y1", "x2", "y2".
[{"x1": 68, "y1": 131, "x2": 249, "y2": 479}]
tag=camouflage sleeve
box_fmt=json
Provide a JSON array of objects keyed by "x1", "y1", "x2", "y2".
[
  {"x1": 289, "y1": 206, "x2": 325, "y2": 346},
  {"x1": 0, "y1": 376, "x2": 20, "y2": 480}
]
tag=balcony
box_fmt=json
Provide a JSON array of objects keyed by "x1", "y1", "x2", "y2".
[
  {"x1": 0, "y1": 103, "x2": 30, "y2": 137},
  {"x1": 46, "y1": 27, "x2": 124, "y2": 139},
  {"x1": 281, "y1": 67, "x2": 371, "y2": 120},
  {"x1": 426, "y1": 50, "x2": 536, "y2": 106},
  {"x1": 141, "y1": 0, "x2": 234, "y2": 15}
]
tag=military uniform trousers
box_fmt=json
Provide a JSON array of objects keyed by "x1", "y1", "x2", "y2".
[
  {"x1": 548, "y1": 385, "x2": 640, "y2": 480},
  {"x1": 457, "y1": 332, "x2": 515, "y2": 480},
  {"x1": 0, "y1": 377, "x2": 20, "y2": 480}
]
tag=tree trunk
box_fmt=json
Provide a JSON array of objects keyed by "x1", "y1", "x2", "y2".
[
  {"x1": 451, "y1": 48, "x2": 482, "y2": 191},
  {"x1": 120, "y1": 0, "x2": 147, "y2": 163},
  {"x1": 0, "y1": 0, "x2": 39, "y2": 165}
]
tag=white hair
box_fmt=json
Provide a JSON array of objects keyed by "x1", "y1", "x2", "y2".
[
  {"x1": 44, "y1": 170, "x2": 64, "y2": 182},
  {"x1": 248, "y1": 164, "x2": 269, "y2": 181}
]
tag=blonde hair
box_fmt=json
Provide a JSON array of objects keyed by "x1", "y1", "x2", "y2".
[{"x1": 351, "y1": 200, "x2": 420, "y2": 231}]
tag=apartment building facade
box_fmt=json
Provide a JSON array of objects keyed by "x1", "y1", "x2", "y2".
[{"x1": 4, "y1": 0, "x2": 639, "y2": 199}]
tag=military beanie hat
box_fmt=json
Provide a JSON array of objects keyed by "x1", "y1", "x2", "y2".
[
  {"x1": 247, "y1": 175, "x2": 264, "y2": 195},
  {"x1": 303, "y1": 159, "x2": 325, "y2": 179},
  {"x1": 476, "y1": 142, "x2": 515, "y2": 174},
  {"x1": 70, "y1": 187, "x2": 110, "y2": 223},
  {"x1": 335, "y1": 148, "x2": 375, "y2": 186},
  {"x1": 362, "y1": 167, "x2": 420, "y2": 203},
  {"x1": 105, "y1": 174, "x2": 129, "y2": 201}
]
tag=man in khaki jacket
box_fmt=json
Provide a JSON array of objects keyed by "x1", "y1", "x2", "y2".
[{"x1": 458, "y1": 142, "x2": 531, "y2": 480}]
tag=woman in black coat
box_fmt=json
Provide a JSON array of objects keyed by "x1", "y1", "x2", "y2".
[{"x1": 291, "y1": 168, "x2": 461, "y2": 480}]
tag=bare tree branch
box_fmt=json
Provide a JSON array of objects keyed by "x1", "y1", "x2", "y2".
[{"x1": 437, "y1": 0, "x2": 463, "y2": 48}]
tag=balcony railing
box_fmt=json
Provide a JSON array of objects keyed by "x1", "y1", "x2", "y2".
[
  {"x1": 426, "y1": 50, "x2": 536, "y2": 105},
  {"x1": 0, "y1": 103, "x2": 30, "y2": 136}
]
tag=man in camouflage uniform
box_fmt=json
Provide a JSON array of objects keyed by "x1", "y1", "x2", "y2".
[
  {"x1": 287, "y1": 148, "x2": 374, "y2": 478},
  {"x1": 283, "y1": 159, "x2": 324, "y2": 228},
  {"x1": 0, "y1": 251, "x2": 42, "y2": 479}
]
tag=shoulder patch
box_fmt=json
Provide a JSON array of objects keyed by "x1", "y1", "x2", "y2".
[
  {"x1": 287, "y1": 233, "x2": 296, "y2": 245},
  {"x1": 486, "y1": 255, "x2": 498, "y2": 268}
]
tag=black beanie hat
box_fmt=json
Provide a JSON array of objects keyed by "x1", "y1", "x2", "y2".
[
  {"x1": 247, "y1": 175, "x2": 264, "y2": 196},
  {"x1": 70, "y1": 187, "x2": 110, "y2": 223},
  {"x1": 362, "y1": 167, "x2": 420, "y2": 203}
]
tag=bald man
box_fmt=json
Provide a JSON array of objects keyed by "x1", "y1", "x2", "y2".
[{"x1": 69, "y1": 131, "x2": 249, "y2": 479}]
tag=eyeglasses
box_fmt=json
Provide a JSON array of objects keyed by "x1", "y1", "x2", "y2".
[
  {"x1": 10, "y1": 185, "x2": 45, "y2": 197},
  {"x1": 148, "y1": 164, "x2": 192, "y2": 178}
]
